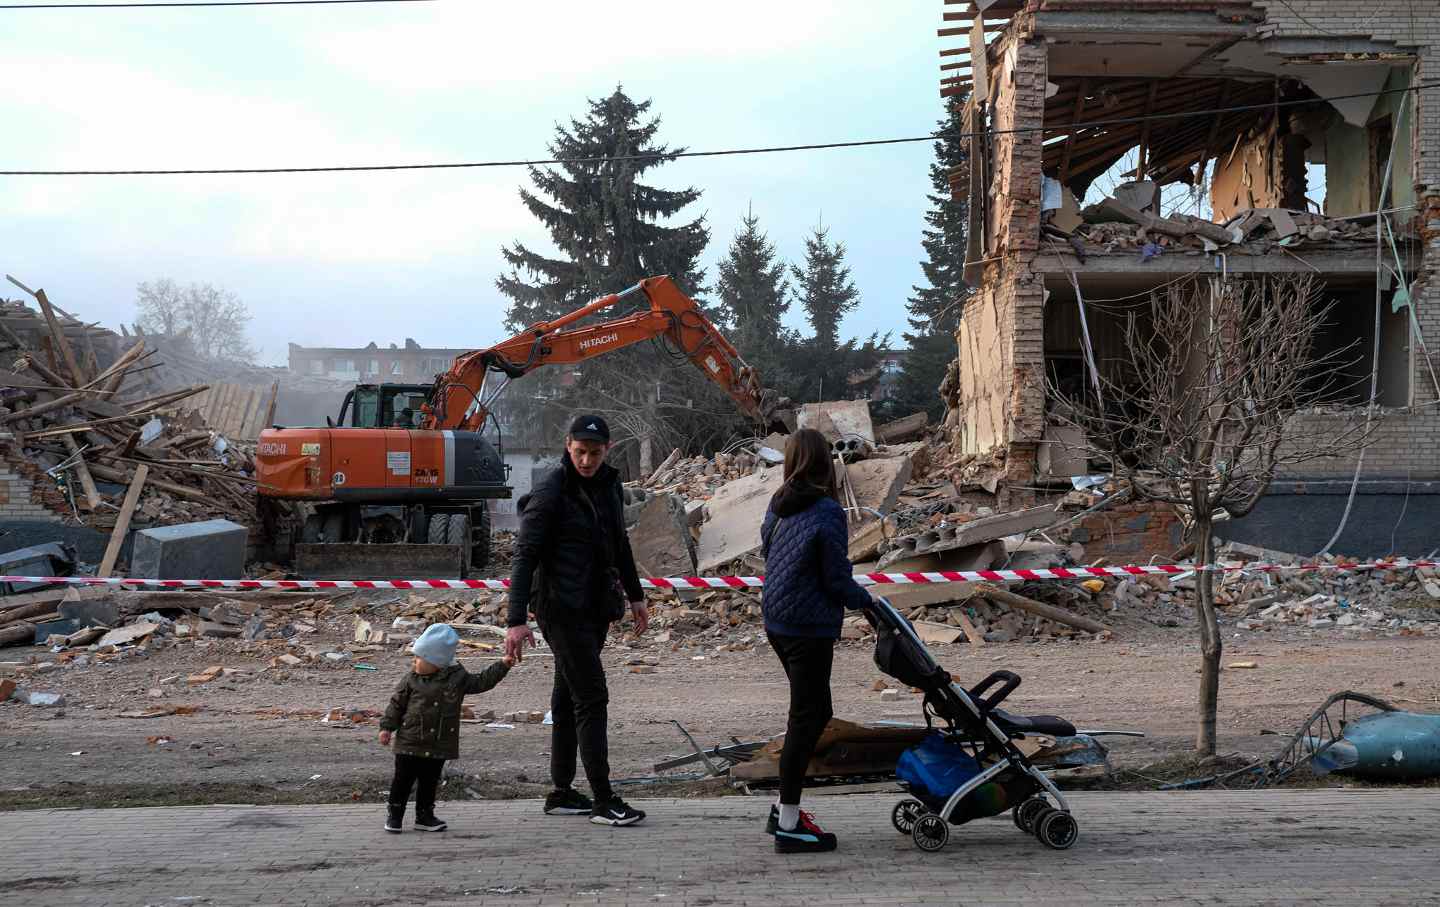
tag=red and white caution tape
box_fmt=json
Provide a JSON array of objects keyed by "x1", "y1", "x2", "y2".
[{"x1": 1, "y1": 559, "x2": 1434, "y2": 592}]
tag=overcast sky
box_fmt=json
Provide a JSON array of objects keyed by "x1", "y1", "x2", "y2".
[{"x1": 2, "y1": 0, "x2": 947, "y2": 366}]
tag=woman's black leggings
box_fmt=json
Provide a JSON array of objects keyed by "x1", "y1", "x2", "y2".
[{"x1": 767, "y1": 632, "x2": 835, "y2": 806}]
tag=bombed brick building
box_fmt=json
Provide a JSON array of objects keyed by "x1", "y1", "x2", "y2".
[{"x1": 939, "y1": 0, "x2": 1440, "y2": 555}]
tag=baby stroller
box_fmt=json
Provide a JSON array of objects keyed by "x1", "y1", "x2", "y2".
[{"x1": 865, "y1": 596, "x2": 1081, "y2": 853}]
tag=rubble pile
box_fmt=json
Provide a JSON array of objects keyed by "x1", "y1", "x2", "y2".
[
  {"x1": 1103, "y1": 544, "x2": 1439, "y2": 637},
  {"x1": 640, "y1": 444, "x2": 773, "y2": 501},
  {"x1": 1046, "y1": 191, "x2": 1381, "y2": 261},
  {"x1": 1069, "y1": 208, "x2": 1372, "y2": 254},
  {"x1": 1, "y1": 287, "x2": 263, "y2": 529}
]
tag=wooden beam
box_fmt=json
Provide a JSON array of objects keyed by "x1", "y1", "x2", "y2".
[
  {"x1": 260, "y1": 381, "x2": 279, "y2": 433},
  {"x1": 63, "y1": 435, "x2": 103, "y2": 511},
  {"x1": 1058, "y1": 77, "x2": 1090, "y2": 184},
  {"x1": 84, "y1": 340, "x2": 145, "y2": 390},
  {"x1": 974, "y1": 583, "x2": 1111, "y2": 635},
  {"x1": 5, "y1": 277, "x2": 85, "y2": 388},
  {"x1": 0, "y1": 389, "x2": 88, "y2": 425},
  {"x1": 98, "y1": 464, "x2": 148, "y2": 578},
  {"x1": 1098, "y1": 197, "x2": 1233, "y2": 245},
  {"x1": 1136, "y1": 81, "x2": 1160, "y2": 176},
  {"x1": 89, "y1": 462, "x2": 205, "y2": 502},
  {"x1": 938, "y1": 25, "x2": 1005, "y2": 37},
  {"x1": 1194, "y1": 81, "x2": 1234, "y2": 177}
]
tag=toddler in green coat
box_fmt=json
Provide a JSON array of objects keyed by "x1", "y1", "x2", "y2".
[{"x1": 379, "y1": 623, "x2": 512, "y2": 832}]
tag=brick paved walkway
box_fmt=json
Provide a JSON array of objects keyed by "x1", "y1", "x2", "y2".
[{"x1": 3, "y1": 790, "x2": 1434, "y2": 905}]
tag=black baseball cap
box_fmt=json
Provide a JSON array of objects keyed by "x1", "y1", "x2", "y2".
[{"x1": 568, "y1": 414, "x2": 611, "y2": 443}]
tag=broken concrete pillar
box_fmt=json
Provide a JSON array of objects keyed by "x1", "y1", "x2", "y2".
[{"x1": 129, "y1": 519, "x2": 247, "y2": 580}]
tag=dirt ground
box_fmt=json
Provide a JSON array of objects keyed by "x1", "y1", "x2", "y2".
[{"x1": 3, "y1": 587, "x2": 1437, "y2": 809}]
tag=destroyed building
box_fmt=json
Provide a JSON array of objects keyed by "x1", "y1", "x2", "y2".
[{"x1": 940, "y1": 0, "x2": 1440, "y2": 556}]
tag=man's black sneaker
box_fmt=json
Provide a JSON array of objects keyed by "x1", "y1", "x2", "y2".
[
  {"x1": 384, "y1": 805, "x2": 404, "y2": 834},
  {"x1": 764, "y1": 805, "x2": 779, "y2": 835},
  {"x1": 774, "y1": 812, "x2": 838, "y2": 853},
  {"x1": 544, "y1": 788, "x2": 594, "y2": 816},
  {"x1": 590, "y1": 797, "x2": 646, "y2": 827},
  {"x1": 413, "y1": 814, "x2": 448, "y2": 832}
]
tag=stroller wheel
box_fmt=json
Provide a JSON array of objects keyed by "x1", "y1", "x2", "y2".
[
  {"x1": 891, "y1": 799, "x2": 926, "y2": 835},
  {"x1": 1037, "y1": 809, "x2": 1079, "y2": 850},
  {"x1": 1013, "y1": 797, "x2": 1049, "y2": 833},
  {"x1": 912, "y1": 814, "x2": 950, "y2": 852}
]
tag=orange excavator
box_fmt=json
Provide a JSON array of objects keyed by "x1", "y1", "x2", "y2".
[{"x1": 255, "y1": 276, "x2": 789, "y2": 577}]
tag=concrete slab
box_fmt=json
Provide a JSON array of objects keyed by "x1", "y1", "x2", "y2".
[
  {"x1": 907, "y1": 505, "x2": 1063, "y2": 558},
  {"x1": 875, "y1": 412, "x2": 927, "y2": 444},
  {"x1": 696, "y1": 455, "x2": 911, "y2": 574},
  {"x1": 695, "y1": 467, "x2": 785, "y2": 574},
  {"x1": 882, "y1": 539, "x2": 1006, "y2": 573},
  {"x1": 798, "y1": 400, "x2": 874, "y2": 444},
  {"x1": 130, "y1": 519, "x2": 247, "y2": 581},
  {"x1": 840, "y1": 457, "x2": 913, "y2": 518}
]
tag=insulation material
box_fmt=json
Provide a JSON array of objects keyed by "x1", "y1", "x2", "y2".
[
  {"x1": 955, "y1": 294, "x2": 1009, "y2": 457},
  {"x1": 1211, "y1": 119, "x2": 1285, "y2": 223}
]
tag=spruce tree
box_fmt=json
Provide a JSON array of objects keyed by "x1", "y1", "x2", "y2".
[
  {"x1": 898, "y1": 98, "x2": 970, "y2": 420},
  {"x1": 714, "y1": 207, "x2": 798, "y2": 390},
  {"x1": 498, "y1": 87, "x2": 709, "y2": 330},
  {"x1": 495, "y1": 87, "x2": 712, "y2": 468},
  {"x1": 791, "y1": 221, "x2": 875, "y2": 402}
]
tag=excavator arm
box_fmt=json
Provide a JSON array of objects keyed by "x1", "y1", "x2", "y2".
[{"x1": 423, "y1": 275, "x2": 787, "y2": 432}]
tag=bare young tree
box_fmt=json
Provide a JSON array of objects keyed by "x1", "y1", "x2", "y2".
[
  {"x1": 135, "y1": 279, "x2": 256, "y2": 361},
  {"x1": 1050, "y1": 274, "x2": 1369, "y2": 755}
]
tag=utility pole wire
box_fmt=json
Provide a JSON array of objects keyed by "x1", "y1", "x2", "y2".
[{"x1": 1, "y1": 82, "x2": 1436, "y2": 177}]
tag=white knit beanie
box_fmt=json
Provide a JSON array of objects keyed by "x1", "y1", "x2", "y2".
[{"x1": 412, "y1": 623, "x2": 459, "y2": 667}]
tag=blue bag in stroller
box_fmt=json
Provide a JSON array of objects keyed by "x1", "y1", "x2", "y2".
[{"x1": 896, "y1": 732, "x2": 981, "y2": 807}]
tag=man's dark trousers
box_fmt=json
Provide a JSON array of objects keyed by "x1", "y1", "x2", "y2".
[{"x1": 542, "y1": 617, "x2": 613, "y2": 801}]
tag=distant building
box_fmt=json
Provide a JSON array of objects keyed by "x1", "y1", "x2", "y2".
[
  {"x1": 286, "y1": 339, "x2": 469, "y2": 384},
  {"x1": 873, "y1": 349, "x2": 908, "y2": 402},
  {"x1": 850, "y1": 348, "x2": 909, "y2": 402}
]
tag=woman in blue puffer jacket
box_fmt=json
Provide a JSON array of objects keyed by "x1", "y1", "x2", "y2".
[{"x1": 759, "y1": 428, "x2": 874, "y2": 853}]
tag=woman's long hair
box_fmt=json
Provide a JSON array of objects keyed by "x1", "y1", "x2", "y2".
[{"x1": 782, "y1": 428, "x2": 838, "y2": 501}]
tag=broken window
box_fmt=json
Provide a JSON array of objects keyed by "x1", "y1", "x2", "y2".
[
  {"x1": 1044, "y1": 274, "x2": 1413, "y2": 414},
  {"x1": 1305, "y1": 281, "x2": 1412, "y2": 408}
]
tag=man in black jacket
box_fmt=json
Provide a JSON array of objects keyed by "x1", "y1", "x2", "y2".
[{"x1": 506, "y1": 415, "x2": 649, "y2": 826}]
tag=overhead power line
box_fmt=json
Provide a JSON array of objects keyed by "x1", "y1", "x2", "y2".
[
  {"x1": 0, "y1": 0, "x2": 432, "y2": 8},
  {"x1": 1, "y1": 81, "x2": 1435, "y2": 177}
]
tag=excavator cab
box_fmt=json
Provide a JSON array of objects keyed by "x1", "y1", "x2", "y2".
[{"x1": 336, "y1": 384, "x2": 432, "y2": 429}]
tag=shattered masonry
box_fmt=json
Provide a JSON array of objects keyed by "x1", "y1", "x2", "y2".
[{"x1": 940, "y1": 1, "x2": 1440, "y2": 553}]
